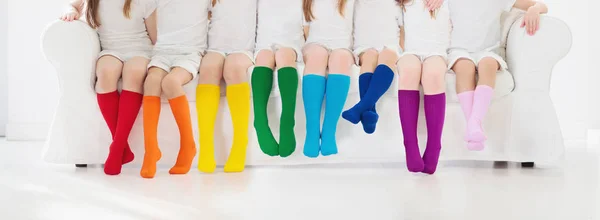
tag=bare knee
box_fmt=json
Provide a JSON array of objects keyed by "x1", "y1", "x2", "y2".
[
  {"x1": 452, "y1": 59, "x2": 476, "y2": 78},
  {"x1": 328, "y1": 49, "x2": 354, "y2": 74},
  {"x1": 198, "y1": 62, "x2": 223, "y2": 85},
  {"x1": 421, "y1": 57, "x2": 447, "y2": 94},
  {"x1": 95, "y1": 65, "x2": 122, "y2": 93},
  {"x1": 144, "y1": 68, "x2": 166, "y2": 96},
  {"x1": 397, "y1": 55, "x2": 422, "y2": 90},
  {"x1": 275, "y1": 47, "x2": 297, "y2": 68},
  {"x1": 303, "y1": 44, "x2": 329, "y2": 75},
  {"x1": 160, "y1": 74, "x2": 182, "y2": 98},
  {"x1": 378, "y1": 49, "x2": 399, "y2": 69},
  {"x1": 255, "y1": 50, "x2": 275, "y2": 69},
  {"x1": 122, "y1": 64, "x2": 147, "y2": 93},
  {"x1": 478, "y1": 57, "x2": 500, "y2": 74},
  {"x1": 223, "y1": 54, "x2": 252, "y2": 84},
  {"x1": 359, "y1": 49, "x2": 378, "y2": 73}
]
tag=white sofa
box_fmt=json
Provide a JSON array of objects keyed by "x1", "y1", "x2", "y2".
[{"x1": 41, "y1": 14, "x2": 572, "y2": 168}]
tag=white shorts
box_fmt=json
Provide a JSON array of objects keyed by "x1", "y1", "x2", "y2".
[
  {"x1": 98, "y1": 50, "x2": 151, "y2": 62},
  {"x1": 302, "y1": 42, "x2": 357, "y2": 64},
  {"x1": 354, "y1": 45, "x2": 402, "y2": 65},
  {"x1": 207, "y1": 50, "x2": 255, "y2": 64},
  {"x1": 447, "y1": 49, "x2": 508, "y2": 71},
  {"x1": 400, "y1": 51, "x2": 448, "y2": 63},
  {"x1": 148, "y1": 53, "x2": 202, "y2": 78},
  {"x1": 254, "y1": 44, "x2": 303, "y2": 63}
]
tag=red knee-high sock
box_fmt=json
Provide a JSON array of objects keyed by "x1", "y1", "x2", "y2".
[
  {"x1": 97, "y1": 91, "x2": 135, "y2": 164},
  {"x1": 104, "y1": 90, "x2": 143, "y2": 175}
]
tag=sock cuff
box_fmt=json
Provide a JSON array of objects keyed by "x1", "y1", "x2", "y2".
[
  {"x1": 227, "y1": 82, "x2": 250, "y2": 90},
  {"x1": 375, "y1": 64, "x2": 394, "y2": 73},
  {"x1": 327, "y1": 74, "x2": 351, "y2": 80},
  {"x1": 121, "y1": 90, "x2": 143, "y2": 96},
  {"x1": 398, "y1": 90, "x2": 420, "y2": 95},
  {"x1": 197, "y1": 84, "x2": 220, "y2": 92},
  {"x1": 253, "y1": 66, "x2": 274, "y2": 73},
  {"x1": 458, "y1": 90, "x2": 475, "y2": 96},
  {"x1": 475, "y1": 85, "x2": 494, "y2": 92},
  {"x1": 277, "y1": 66, "x2": 297, "y2": 73},
  {"x1": 424, "y1": 92, "x2": 446, "y2": 98},
  {"x1": 97, "y1": 90, "x2": 119, "y2": 97},
  {"x1": 359, "y1": 72, "x2": 374, "y2": 79},
  {"x1": 303, "y1": 74, "x2": 326, "y2": 81},
  {"x1": 143, "y1": 96, "x2": 161, "y2": 103},
  {"x1": 168, "y1": 95, "x2": 188, "y2": 104}
]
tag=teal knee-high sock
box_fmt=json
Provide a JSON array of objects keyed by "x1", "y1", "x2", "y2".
[
  {"x1": 302, "y1": 74, "x2": 326, "y2": 158},
  {"x1": 321, "y1": 74, "x2": 350, "y2": 156}
]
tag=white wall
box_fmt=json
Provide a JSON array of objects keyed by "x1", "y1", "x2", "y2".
[
  {"x1": 4, "y1": 0, "x2": 593, "y2": 142},
  {"x1": 0, "y1": 0, "x2": 8, "y2": 136},
  {"x1": 589, "y1": 1, "x2": 600, "y2": 130}
]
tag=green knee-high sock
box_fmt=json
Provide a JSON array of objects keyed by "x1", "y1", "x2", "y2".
[
  {"x1": 251, "y1": 66, "x2": 279, "y2": 156},
  {"x1": 277, "y1": 67, "x2": 299, "y2": 157}
]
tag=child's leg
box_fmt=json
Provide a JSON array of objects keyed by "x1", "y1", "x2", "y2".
[
  {"x1": 397, "y1": 54, "x2": 424, "y2": 172},
  {"x1": 452, "y1": 58, "x2": 483, "y2": 150},
  {"x1": 223, "y1": 53, "x2": 253, "y2": 173},
  {"x1": 421, "y1": 56, "x2": 447, "y2": 175},
  {"x1": 251, "y1": 50, "x2": 278, "y2": 156},
  {"x1": 354, "y1": 49, "x2": 378, "y2": 133},
  {"x1": 320, "y1": 49, "x2": 352, "y2": 156},
  {"x1": 275, "y1": 47, "x2": 299, "y2": 157},
  {"x1": 104, "y1": 57, "x2": 147, "y2": 173},
  {"x1": 302, "y1": 44, "x2": 328, "y2": 158},
  {"x1": 140, "y1": 67, "x2": 167, "y2": 178},
  {"x1": 196, "y1": 52, "x2": 225, "y2": 173},
  {"x1": 466, "y1": 57, "x2": 498, "y2": 146},
  {"x1": 162, "y1": 67, "x2": 196, "y2": 175}
]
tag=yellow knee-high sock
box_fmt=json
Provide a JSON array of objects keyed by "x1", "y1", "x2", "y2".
[
  {"x1": 224, "y1": 83, "x2": 250, "y2": 173},
  {"x1": 196, "y1": 85, "x2": 220, "y2": 173}
]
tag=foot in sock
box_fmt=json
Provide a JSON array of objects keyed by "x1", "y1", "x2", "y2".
[
  {"x1": 302, "y1": 74, "x2": 326, "y2": 158},
  {"x1": 104, "y1": 142, "x2": 126, "y2": 175},
  {"x1": 361, "y1": 110, "x2": 378, "y2": 134},
  {"x1": 168, "y1": 96, "x2": 197, "y2": 175},
  {"x1": 169, "y1": 142, "x2": 197, "y2": 175},
  {"x1": 251, "y1": 66, "x2": 279, "y2": 156},
  {"x1": 140, "y1": 147, "x2": 161, "y2": 178},
  {"x1": 224, "y1": 145, "x2": 247, "y2": 173},
  {"x1": 122, "y1": 146, "x2": 135, "y2": 164},
  {"x1": 467, "y1": 141, "x2": 485, "y2": 151},
  {"x1": 342, "y1": 65, "x2": 394, "y2": 124},
  {"x1": 278, "y1": 67, "x2": 299, "y2": 157},
  {"x1": 321, "y1": 74, "x2": 350, "y2": 156}
]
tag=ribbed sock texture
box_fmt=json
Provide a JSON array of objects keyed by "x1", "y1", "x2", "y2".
[
  {"x1": 224, "y1": 83, "x2": 251, "y2": 173},
  {"x1": 398, "y1": 90, "x2": 424, "y2": 172},
  {"x1": 278, "y1": 67, "x2": 299, "y2": 157},
  {"x1": 104, "y1": 90, "x2": 142, "y2": 175},
  {"x1": 422, "y1": 93, "x2": 446, "y2": 174},
  {"x1": 196, "y1": 85, "x2": 220, "y2": 173},
  {"x1": 168, "y1": 95, "x2": 197, "y2": 175},
  {"x1": 302, "y1": 74, "x2": 326, "y2": 158},
  {"x1": 251, "y1": 67, "x2": 278, "y2": 156},
  {"x1": 140, "y1": 96, "x2": 162, "y2": 178},
  {"x1": 342, "y1": 64, "x2": 393, "y2": 124},
  {"x1": 466, "y1": 85, "x2": 493, "y2": 148},
  {"x1": 321, "y1": 74, "x2": 350, "y2": 156},
  {"x1": 97, "y1": 91, "x2": 135, "y2": 165}
]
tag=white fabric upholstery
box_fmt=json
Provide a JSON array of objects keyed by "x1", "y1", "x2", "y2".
[{"x1": 41, "y1": 14, "x2": 571, "y2": 166}]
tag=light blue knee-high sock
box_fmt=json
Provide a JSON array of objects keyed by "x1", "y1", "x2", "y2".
[
  {"x1": 302, "y1": 74, "x2": 326, "y2": 158},
  {"x1": 321, "y1": 74, "x2": 351, "y2": 156}
]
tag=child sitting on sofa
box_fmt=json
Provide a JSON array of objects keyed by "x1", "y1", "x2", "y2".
[
  {"x1": 140, "y1": 0, "x2": 210, "y2": 178},
  {"x1": 449, "y1": 0, "x2": 547, "y2": 151},
  {"x1": 61, "y1": 0, "x2": 157, "y2": 175}
]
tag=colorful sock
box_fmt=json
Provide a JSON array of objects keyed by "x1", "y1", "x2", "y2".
[
  {"x1": 278, "y1": 67, "x2": 299, "y2": 157},
  {"x1": 196, "y1": 85, "x2": 220, "y2": 173},
  {"x1": 458, "y1": 91, "x2": 484, "y2": 151},
  {"x1": 168, "y1": 95, "x2": 197, "y2": 175},
  {"x1": 224, "y1": 83, "x2": 250, "y2": 173},
  {"x1": 140, "y1": 96, "x2": 162, "y2": 178},
  {"x1": 342, "y1": 64, "x2": 393, "y2": 124},
  {"x1": 466, "y1": 86, "x2": 493, "y2": 144},
  {"x1": 302, "y1": 74, "x2": 326, "y2": 158},
  {"x1": 97, "y1": 91, "x2": 134, "y2": 164},
  {"x1": 398, "y1": 90, "x2": 424, "y2": 172},
  {"x1": 103, "y1": 90, "x2": 142, "y2": 175},
  {"x1": 321, "y1": 74, "x2": 350, "y2": 156},
  {"x1": 423, "y1": 93, "x2": 445, "y2": 174},
  {"x1": 251, "y1": 67, "x2": 278, "y2": 156},
  {"x1": 357, "y1": 73, "x2": 378, "y2": 134}
]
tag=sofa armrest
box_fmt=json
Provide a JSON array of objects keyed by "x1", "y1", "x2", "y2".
[
  {"x1": 41, "y1": 20, "x2": 100, "y2": 91},
  {"x1": 506, "y1": 16, "x2": 572, "y2": 93}
]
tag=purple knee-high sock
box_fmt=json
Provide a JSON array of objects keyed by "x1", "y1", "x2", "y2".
[
  {"x1": 422, "y1": 93, "x2": 446, "y2": 174},
  {"x1": 398, "y1": 90, "x2": 424, "y2": 172}
]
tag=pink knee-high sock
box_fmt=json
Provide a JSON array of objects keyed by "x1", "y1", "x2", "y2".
[
  {"x1": 466, "y1": 85, "x2": 493, "y2": 145},
  {"x1": 458, "y1": 91, "x2": 484, "y2": 151}
]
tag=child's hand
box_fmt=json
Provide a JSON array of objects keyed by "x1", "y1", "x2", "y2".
[
  {"x1": 60, "y1": 11, "x2": 80, "y2": 22},
  {"x1": 520, "y1": 6, "x2": 541, "y2": 36},
  {"x1": 425, "y1": 0, "x2": 443, "y2": 11}
]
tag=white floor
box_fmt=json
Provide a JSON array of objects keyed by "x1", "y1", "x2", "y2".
[{"x1": 0, "y1": 139, "x2": 599, "y2": 220}]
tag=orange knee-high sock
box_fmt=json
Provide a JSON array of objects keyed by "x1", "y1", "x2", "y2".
[
  {"x1": 168, "y1": 95, "x2": 197, "y2": 175},
  {"x1": 140, "y1": 96, "x2": 162, "y2": 178}
]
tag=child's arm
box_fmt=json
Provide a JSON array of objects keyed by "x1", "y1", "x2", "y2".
[
  {"x1": 60, "y1": 0, "x2": 84, "y2": 21},
  {"x1": 145, "y1": 11, "x2": 158, "y2": 45},
  {"x1": 399, "y1": 26, "x2": 405, "y2": 51},
  {"x1": 303, "y1": 25, "x2": 309, "y2": 40},
  {"x1": 424, "y1": 0, "x2": 444, "y2": 11},
  {"x1": 514, "y1": 0, "x2": 548, "y2": 36}
]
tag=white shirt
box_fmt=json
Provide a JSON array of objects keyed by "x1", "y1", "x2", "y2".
[
  {"x1": 154, "y1": 0, "x2": 210, "y2": 54},
  {"x1": 255, "y1": 0, "x2": 304, "y2": 51},
  {"x1": 353, "y1": 0, "x2": 401, "y2": 51},
  {"x1": 208, "y1": 0, "x2": 257, "y2": 53},
  {"x1": 97, "y1": 0, "x2": 156, "y2": 52},
  {"x1": 402, "y1": 0, "x2": 451, "y2": 54},
  {"x1": 305, "y1": 0, "x2": 356, "y2": 50},
  {"x1": 448, "y1": 0, "x2": 516, "y2": 52}
]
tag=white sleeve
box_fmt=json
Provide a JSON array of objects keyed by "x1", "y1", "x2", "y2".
[
  {"x1": 503, "y1": 0, "x2": 518, "y2": 12},
  {"x1": 144, "y1": 0, "x2": 158, "y2": 19},
  {"x1": 397, "y1": 7, "x2": 404, "y2": 27}
]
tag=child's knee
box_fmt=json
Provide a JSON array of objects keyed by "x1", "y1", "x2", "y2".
[
  {"x1": 421, "y1": 71, "x2": 445, "y2": 91},
  {"x1": 478, "y1": 57, "x2": 500, "y2": 72},
  {"x1": 224, "y1": 55, "x2": 251, "y2": 84},
  {"x1": 198, "y1": 63, "x2": 223, "y2": 85},
  {"x1": 95, "y1": 65, "x2": 122, "y2": 92},
  {"x1": 359, "y1": 49, "x2": 378, "y2": 68},
  {"x1": 378, "y1": 49, "x2": 398, "y2": 68},
  {"x1": 160, "y1": 74, "x2": 181, "y2": 97},
  {"x1": 452, "y1": 59, "x2": 476, "y2": 76},
  {"x1": 255, "y1": 50, "x2": 275, "y2": 68},
  {"x1": 275, "y1": 47, "x2": 297, "y2": 68},
  {"x1": 328, "y1": 49, "x2": 353, "y2": 73}
]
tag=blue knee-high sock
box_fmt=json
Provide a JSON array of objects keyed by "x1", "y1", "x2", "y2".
[
  {"x1": 302, "y1": 74, "x2": 326, "y2": 158},
  {"x1": 342, "y1": 64, "x2": 394, "y2": 124},
  {"x1": 321, "y1": 74, "x2": 350, "y2": 156},
  {"x1": 358, "y1": 73, "x2": 379, "y2": 134}
]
